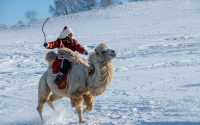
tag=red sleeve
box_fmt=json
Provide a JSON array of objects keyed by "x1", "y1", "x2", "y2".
[
  {"x1": 47, "y1": 39, "x2": 61, "y2": 49},
  {"x1": 73, "y1": 39, "x2": 86, "y2": 54}
]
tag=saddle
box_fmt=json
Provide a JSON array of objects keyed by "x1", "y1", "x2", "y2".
[
  {"x1": 52, "y1": 57, "x2": 72, "y2": 89},
  {"x1": 46, "y1": 48, "x2": 88, "y2": 89}
]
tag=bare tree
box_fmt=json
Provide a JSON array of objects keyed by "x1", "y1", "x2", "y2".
[
  {"x1": 25, "y1": 10, "x2": 38, "y2": 23},
  {"x1": 49, "y1": 0, "x2": 96, "y2": 16},
  {"x1": 0, "y1": 24, "x2": 8, "y2": 30},
  {"x1": 101, "y1": 0, "x2": 112, "y2": 7}
]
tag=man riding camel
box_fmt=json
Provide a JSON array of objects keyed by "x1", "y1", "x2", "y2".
[{"x1": 44, "y1": 26, "x2": 88, "y2": 86}]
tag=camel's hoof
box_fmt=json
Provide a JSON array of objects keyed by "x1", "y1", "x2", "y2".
[
  {"x1": 79, "y1": 120, "x2": 86, "y2": 123},
  {"x1": 83, "y1": 107, "x2": 92, "y2": 113},
  {"x1": 47, "y1": 101, "x2": 55, "y2": 111},
  {"x1": 83, "y1": 108, "x2": 89, "y2": 113},
  {"x1": 40, "y1": 119, "x2": 45, "y2": 124},
  {"x1": 83, "y1": 109, "x2": 87, "y2": 113}
]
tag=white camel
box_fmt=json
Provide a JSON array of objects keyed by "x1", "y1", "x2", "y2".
[{"x1": 37, "y1": 43, "x2": 116, "y2": 123}]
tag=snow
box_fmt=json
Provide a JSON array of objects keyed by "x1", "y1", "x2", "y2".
[{"x1": 1, "y1": 0, "x2": 200, "y2": 124}]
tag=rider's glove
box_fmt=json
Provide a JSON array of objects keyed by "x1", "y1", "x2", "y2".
[
  {"x1": 43, "y1": 42, "x2": 48, "y2": 48},
  {"x1": 84, "y1": 51, "x2": 88, "y2": 55}
]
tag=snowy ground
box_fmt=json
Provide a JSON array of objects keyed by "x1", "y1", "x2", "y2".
[{"x1": 1, "y1": 0, "x2": 200, "y2": 125}]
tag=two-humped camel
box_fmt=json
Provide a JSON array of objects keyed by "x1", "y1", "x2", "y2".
[{"x1": 37, "y1": 43, "x2": 116, "y2": 123}]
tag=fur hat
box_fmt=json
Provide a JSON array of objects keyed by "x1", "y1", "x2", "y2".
[{"x1": 58, "y1": 26, "x2": 73, "y2": 39}]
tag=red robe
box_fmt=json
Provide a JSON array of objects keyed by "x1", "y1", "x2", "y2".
[{"x1": 47, "y1": 37, "x2": 86, "y2": 54}]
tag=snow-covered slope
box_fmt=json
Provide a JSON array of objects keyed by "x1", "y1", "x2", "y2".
[{"x1": 1, "y1": 0, "x2": 200, "y2": 124}]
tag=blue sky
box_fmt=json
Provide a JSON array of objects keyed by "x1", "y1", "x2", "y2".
[{"x1": 0, "y1": 0, "x2": 54, "y2": 25}]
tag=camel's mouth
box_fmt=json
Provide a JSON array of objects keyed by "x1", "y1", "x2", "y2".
[
  {"x1": 110, "y1": 50, "x2": 116, "y2": 58},
  {"x1": 106, "y1": 50, "x2": 116, "y2": 58},
  {"x1": 100, "y1": 49, "x2": 116, "y2": 60}
]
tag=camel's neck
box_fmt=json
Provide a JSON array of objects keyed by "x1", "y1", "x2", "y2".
[
  {"x1": 98, "y1": 62, "x2": 113, "y2": 86},
  {"x1": 87, "y1": 54, "x2": 114, "y2": 96}
]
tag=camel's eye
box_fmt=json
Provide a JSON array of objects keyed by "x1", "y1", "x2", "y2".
[{"x1": 101, "y1": 50, "x2": 107, "y2": 54}]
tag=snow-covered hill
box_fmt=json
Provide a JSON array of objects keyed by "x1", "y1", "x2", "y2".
[
  {"x1": 1, "y1": 0, "x2": 200, "y2": 125},
  {"x1": 49, "y1": 0, "x2": 132, "y2": 16}
]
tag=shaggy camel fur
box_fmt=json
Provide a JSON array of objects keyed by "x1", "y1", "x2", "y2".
[{"x1": 37, "y1": 43, "x2": 116, "y2": 123}]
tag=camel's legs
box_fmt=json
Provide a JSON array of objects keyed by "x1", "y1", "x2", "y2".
[
  {"x1": 83, "y1": 94, "x2": 94, "y2": 112},
  {"x1": 47, "y1": 93, "x2": 62, "y2": 110},
  {"x1": 71, "y1": 96, "x2": 85, "y2": 123},
  {"x1": 37, "y1": 96, "x2": 48, "y2": 121},
  {"x1": 37, "y1": 73, "x2": 50, "y2": 121}
]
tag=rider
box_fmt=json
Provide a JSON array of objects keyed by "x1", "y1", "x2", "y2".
[{"x1": 44, "y1": 26, "x2": 88, "y2": 85}]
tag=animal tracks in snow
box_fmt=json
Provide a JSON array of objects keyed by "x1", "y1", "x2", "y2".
[
  {"x1": 117, "y1": 41, "x2": 200, "y2": 59},
  {"x1": 116, "y1": 40, "x2": 200, "y2": 71}
]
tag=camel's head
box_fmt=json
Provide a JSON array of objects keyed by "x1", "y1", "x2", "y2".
[{"x1": 94, "y1": 43, "x2": 116, "y2": 62}]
